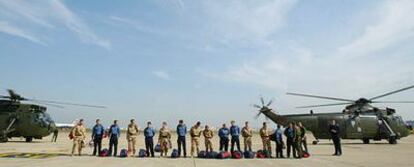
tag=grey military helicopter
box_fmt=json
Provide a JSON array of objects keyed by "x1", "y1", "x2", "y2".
[
  {"x1": 254, "y1": 85, "x2": 413, "y2": 144},
  {"x1": 0, "y1": 89, "x2": 105, "y2": 142}
]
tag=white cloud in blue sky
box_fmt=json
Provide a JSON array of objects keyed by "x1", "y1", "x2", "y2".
[{"x1": 1, "y1": 0, "x2": 414, "y2": 128}]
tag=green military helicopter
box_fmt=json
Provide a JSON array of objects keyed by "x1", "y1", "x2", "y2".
[
  {"x1": 255, "y1": 85, "x2": 414, "y2": 144},
  {"x1": 0, "y1": 89, "x2": 105, "y2": 142}
]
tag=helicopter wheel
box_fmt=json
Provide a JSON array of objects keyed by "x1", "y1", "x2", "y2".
[
  {"x1": 362, "y1": 138, "x2": 370, "y2": 144},
  {"x1": 25, "y1": 137, "x2": 33, "y2": 142},
  {"x1": 312, "y1": 140, "x2": 319, "y2": 145},
  {"x1": 0, "y1": 136, "x2": 8, "y2": 143},
  {"x1": 388, "y1": 136, "x2": 397, "y2": 144}
]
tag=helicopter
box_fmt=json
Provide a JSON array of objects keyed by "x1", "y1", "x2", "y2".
[
  {"x1": 254, "y1": 85, "x2": 414, "y2": 145},
  {"x1": 0, "y1": 89, "x2": 105, "y2": 142}
]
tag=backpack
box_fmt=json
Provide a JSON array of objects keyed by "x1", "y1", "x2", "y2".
[
  {"x1": 154, "y1": 144, "x2": 161, "y2": 152},
  {"x1": 198, "y1": 151, "x2": 207, "y2": 158},
  {"x1": 217, "y1": 151, "x2": 231, "y2": 159},
  {"x1": 119, "y1": 149, "x2": 128, "y2": 157},
  {"x1": 138, "y1": 149, "x2": 147, "y2": 158},
  {"x1": 206, "y1": 151, "x2": 218, "y2": 159},
  {"x1": 232, "y1": 151, "x2": 243, "y2": 159},
  {"x1": 256, "y1": 150, "x2": 265, "y2": 158},
  {"x1": 171, "y1": 149, "x2": 179, "y2": 158},
  {"x1": 262, "y1": 149, "x2": 271, "y2": 158},
  {"x1": 99, "y1": 148, "x2": 109, "y2": 157},
  {"x1": 244, "y1": 151, "x2": 255, "y2": 159}
]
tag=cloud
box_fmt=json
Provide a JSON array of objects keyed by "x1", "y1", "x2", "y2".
[
  {"x1": 0, "y1": 0, "x2": 110, "y2": 49},
  {"x1": 0, "y1": 21, "x2": 46, "y2": 45},
  {"x1": 204, "y1": 0, "x2": 414, "y2": 98},
  {"x1": 201, "y1": 0, "x2": 297, "y2": 42},
  {"x1": 152, "y1": 71, "x2": 171, "y2": 80},
  {"x1": 338, "y1": 0, "x2": 414, "y2": 57}
]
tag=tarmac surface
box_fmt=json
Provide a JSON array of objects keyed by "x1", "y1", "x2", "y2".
[{"x1": 0, "y1": 131, "x2": 413, "y2": 167}]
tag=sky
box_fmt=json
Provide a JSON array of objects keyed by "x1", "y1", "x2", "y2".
[{"x1": 1, "y1": 0, "x2": 414, "y2": 128}]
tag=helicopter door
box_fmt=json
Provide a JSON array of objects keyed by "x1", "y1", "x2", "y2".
[{"x1": 345, "y1": 115, "x2": 363, "y2": 139}]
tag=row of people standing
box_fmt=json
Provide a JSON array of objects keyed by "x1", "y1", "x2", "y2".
[{"x1": 71, "y1": 119, "x2": 311, "y2": 158}]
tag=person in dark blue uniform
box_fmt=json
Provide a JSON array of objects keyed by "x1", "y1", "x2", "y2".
[
  {"x1": 230, "y1": 120, "x2": 241, "y2": 152},
  {"x1": 91, "y1": 119, "x2": 104, "y2": 156},
  {"x1": 108, "y1": 120, "x2": 120, "y2": 156},
  {"x1": 218, "y1": 123, "x2": 230, "y2": 152},
  {"x1": 176, "y1": 120, "x2": 187, "y2": 157},
  {"x1": 329, "y1": 120, "x2": 342, "y2": 156},
  {"x1": 144, "y1": 121, "x2": 156, "y2": 157},
  {"x1": 284, "y1": 122, "x2": 296, "y2": 158},
  {"x1": 275, "y1": 124, "x2": 285, "y2": 158}
]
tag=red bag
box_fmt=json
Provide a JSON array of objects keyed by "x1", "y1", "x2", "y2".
[
  {"x1": 232, "y1": 151, "x2": 242, "y2": 159},
  {"x1": 99, "y1": 148, "x2": 109, "y2": 157},
  {"x1": 217, "y1": 151, "x2": 231, "y2": 159},
  {"x1": 303, "y1": 151, "x2": 310, "y2": 158},
  {"x1": 256, "y1": 150, "x2": 266, "y2": 158},
  {"x1": 68, "y1": 131, "x2": 74, "y2": 140}
]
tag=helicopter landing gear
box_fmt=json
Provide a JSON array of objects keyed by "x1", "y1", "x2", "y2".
[
  {"x1": 388, "y1": 136, "x2": 397, "y2": 144},
  {"x1": 0, "y1": 118, "x2": 16, "y2": 143},
  {"x1": 25, "y1": 137, "x2": 33, "y2": 142},
  {"x1": 362, "y1": 138, "x2": 370, "y2": 144},
  {"x1": 0, "y1": 134, "x2": 8, "y2": 143},
  {"x1": 312, "y1": 140, "x2": 319, "y2": 145}
]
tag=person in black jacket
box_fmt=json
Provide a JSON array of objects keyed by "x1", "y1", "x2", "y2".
[{"x1": 329, "y1": 120, "x2": 342, "y2": 156}]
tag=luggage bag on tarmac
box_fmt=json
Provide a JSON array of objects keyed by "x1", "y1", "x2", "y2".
[
  {"x1": 217, "y1": 151, "x2": 231, "y2": 159},
  {"x1": 138, "y1": 149, "x2": 147, "y2": 158},
  {"x1": 206, "y1": 151, "x2": 218, "y2": 159},
  {"x1": 198, "y1": 151, "x2": 207, "y2": 158},
  {"x1": 232, "y1": 151, "x2": 243, "y2": 159},
  {"x1": 244, "y1": 151, "x2": 255, "y2": 159},
  {"x1": 119, "y1": 149, "x2": 128, "y2": 158},
  {"x1": 99, "y1": 148, "x2": 109, "y2": 157},
  {"x1": 171, "y1": 149, "x2": 179, "y2": 158}
]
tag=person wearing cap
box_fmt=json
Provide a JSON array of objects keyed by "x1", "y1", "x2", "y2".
[
  {"x1": 71, "y1": 119, "x2": 86, "y2": 156},
  {"x1": 158, "y1": 122, "x2": 172, "y2": 157},
  {"x1": 144, "y1": 121, "x2": 156, "y2": 157},
  {"x1": 190, "y1": 121, "x2": 202, "y2": 157},
  {"x1": 241, "y1": 121, "x2": 253, "y2": 152},
  {"x1": 176, "y1": 120, "x2": 187, "y2": 157},
  {"x1": 230, "y1": 120, "x2": 241, "y2": 152},
  {"x1": 203, "y1": 125, "x2": 214, "y2": 152},
  {"x1": 108, "y1": 120, "x2": 121, "y2": 156},
  {"x1": 91, "y1": 119, "x2": 104, "y2": 156},
  {"x1": 218, "y1": 123, "x2": 230, "y2": 152},
  {"x1": 127, "y1": 119, "x2": 140, "y2": 156}
]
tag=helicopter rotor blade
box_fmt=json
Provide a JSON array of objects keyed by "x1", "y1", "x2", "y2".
[
  {"x1": 0, "y1": 95, "x2": 10, "y2": 98},
  {"x1": 369, "y1": 85, "x2": 414, "y2": 101},
  {"x1": 260, "y1": 97, "x2": 265, "y2": 106},
  {"x1": 287, "y1": 92, "x2": 355, "y2": 102},
  {"x1": 371, "y1": 101, "x2": 414, "y2": 104},
  {"x1": 26, "y1": 99, "x2": 106, "y2": 108},
  {"x1": 254, "y1": 112, "x2": 261, "y2": 119},
  {"x1": 253, "y1": 104, "x2": 262, "y2": 108},
  {"x1": 266, "y1": 99, "x2": 273, "y2": 107},
  {"x1": 33, "y1": 101, "x2": 65, "y2": 109},
  {"x1": 295, "y1": 102, "x2": 354, "y2": 108}
]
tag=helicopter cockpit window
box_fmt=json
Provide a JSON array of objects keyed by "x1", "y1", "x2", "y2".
[{"x1": 35, "y1": 112, "x2": 53, "y2": 127}]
